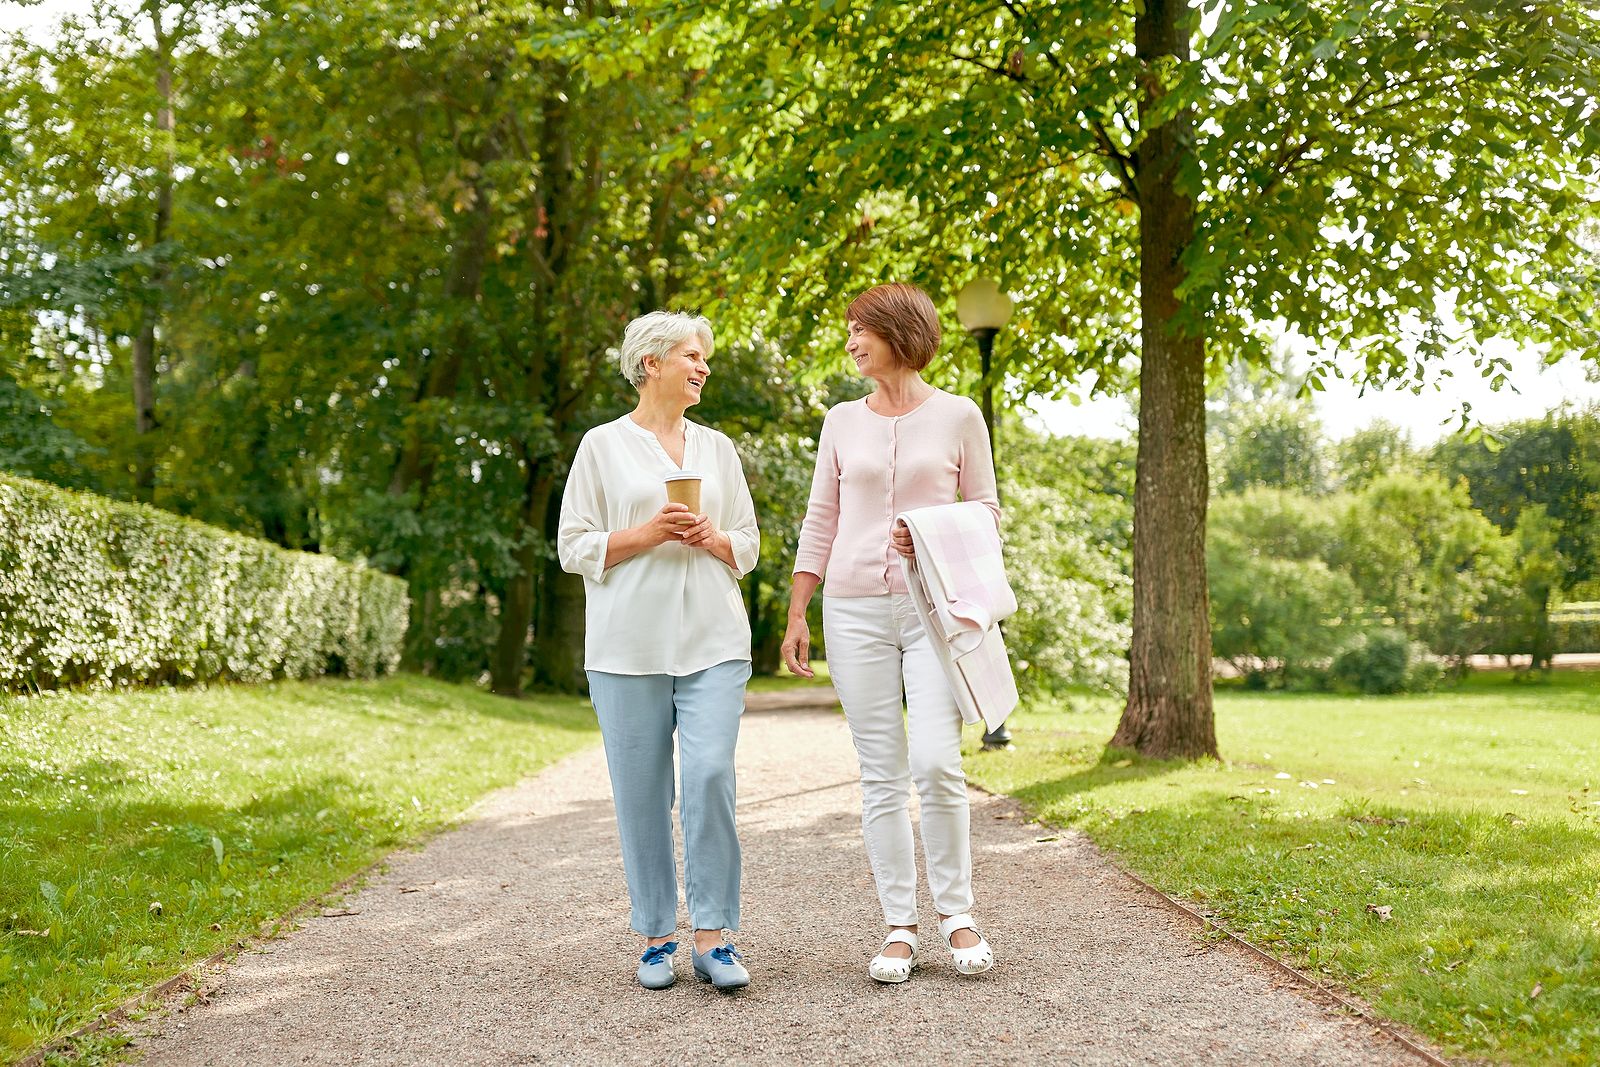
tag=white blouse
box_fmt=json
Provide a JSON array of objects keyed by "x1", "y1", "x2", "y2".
[{"x1": 557, "y1": 414, "x2": 760, "y2": 676}]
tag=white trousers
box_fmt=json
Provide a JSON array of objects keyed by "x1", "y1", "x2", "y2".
[{"x1": 823, "y1": 593, "x2": 974, "y2": 926}]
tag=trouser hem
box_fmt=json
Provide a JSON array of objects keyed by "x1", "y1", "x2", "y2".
[{"x1": 632, "y1": 921, "x2": 678, "y2": 939}]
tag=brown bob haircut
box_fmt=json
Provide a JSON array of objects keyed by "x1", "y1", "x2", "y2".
[{"x1": 846, "y1": 282, "x2": 942, "y2": 371}]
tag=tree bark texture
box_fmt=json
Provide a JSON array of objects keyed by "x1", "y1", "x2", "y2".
[
  {"x1": 1111, "y1": 0, "x2": 1218, "y2": 760},
  {"x1": 491, "y1": 464, "x2": 557, "y2": 696},
  {"x1": 132, "y1": 0, "x2": 175, "y2": 499}
]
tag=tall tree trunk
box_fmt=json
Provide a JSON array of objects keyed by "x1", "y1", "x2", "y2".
[
  {"x1": 130, "y1": 325, "x2": 159, "y2": 497},
  {"x1": 529, "y1": 463, "x2": 587, "y2": 693},
  {"x1": 132, "y1": 0, "x2": 175, "y2": 500},
  {"x1": 491, "y1": 459, "x2": 557, "y2": 695},
  {"x1": 531, "y1": 557, "x2": 587, "y2": 692},
  {"x1": 1532, "y1": 586, "x2": 1553, "y2": 672},
  {"x1": 749, "y1": 579, "x2": 782, "y2": 676},
  {"x1": 1111, "y1": 0, "x2": 1218, "y2": 760}
]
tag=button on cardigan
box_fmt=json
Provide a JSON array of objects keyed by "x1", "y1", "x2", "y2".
[
  {"x1": 793, "y1": 389, "x2": 1000, "y2": 597},
  {"x1": 558, "y1": 414, "x2": 760, "y2": 676}
]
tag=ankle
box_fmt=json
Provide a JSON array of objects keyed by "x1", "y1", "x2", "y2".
[{"x1": 693, "y1": 928, "x2": 725, "y2": 953}]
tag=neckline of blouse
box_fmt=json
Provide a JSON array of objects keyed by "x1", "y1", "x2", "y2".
[
  {"x1": 862, "y1": 388, "x2": 942, "y2": 421},
  {"x1": 620, "y1": 413, "x2": 695, "y2": 470},
  {"x1": 620, "y1": 413, "x2": 694, "y2": 439}
]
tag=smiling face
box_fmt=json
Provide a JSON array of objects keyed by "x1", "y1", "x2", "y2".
[
  {"x1": 645, "y1": 336, "x2": 711, "y2": 407},
  {"x1": 846, "y1": 319, "x2": 897, "y2": 380}
]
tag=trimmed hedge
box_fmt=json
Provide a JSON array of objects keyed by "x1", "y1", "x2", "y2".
[{"x1": 0, "y1": 474, "x2": 408, "y2": 691}]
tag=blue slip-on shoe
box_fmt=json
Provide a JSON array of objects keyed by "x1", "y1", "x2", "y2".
[
  {"x1": 637, "y1": 941, "x2": 678, "y2": 990},
  {"x1": 692, "y1": 942, "x2": 751, "y2": 990}
]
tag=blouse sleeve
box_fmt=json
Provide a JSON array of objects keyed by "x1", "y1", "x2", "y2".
[
  {"x1": 792, "y1": 408, "x2": 840, "y2": 578},
  {"x1": 958, "y1": 399, "x2": 1002, "y2": 528},
  {"x1": 557, "y1": 435, "x2": 613, "y2": 584},
  {"x1": 722, "y1": 437, "x2": 761, "y2": 579}
]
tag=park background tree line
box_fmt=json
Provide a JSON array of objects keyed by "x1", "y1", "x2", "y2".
[{"x1": 3, "y1": 0, "x2": 1598, "y2": 757}]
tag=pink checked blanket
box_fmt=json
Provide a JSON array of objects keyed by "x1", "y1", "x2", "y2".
[{"x1": 897, "y1": 501, "x2": 1019, "y2": 732}]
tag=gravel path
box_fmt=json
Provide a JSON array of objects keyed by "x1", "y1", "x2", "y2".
[{"x1": 127, "y1": 691, "x2": 1423, "y2": 1066}]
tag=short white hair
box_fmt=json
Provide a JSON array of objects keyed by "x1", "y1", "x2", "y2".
[{"x1": 616, "y1": 311, "x2": 714, "y2": 388}]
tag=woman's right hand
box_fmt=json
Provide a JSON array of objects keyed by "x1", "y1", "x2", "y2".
[
  {"x1": 641, "y1": 503, "x2": 695, "y2": 546},
  {"x1": 781, "y1": 615, "x2": 814, "y2": 679}
]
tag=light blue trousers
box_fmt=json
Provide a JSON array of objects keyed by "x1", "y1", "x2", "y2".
[{"x1": 587, "y1": 658, "x2": 751, "y2": 937}]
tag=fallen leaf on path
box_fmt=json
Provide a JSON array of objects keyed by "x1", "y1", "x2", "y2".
[
  {"x1": 1034, "y1": 835, "x2": 1060, "y2": 843},
  {"x1": 1365, "y1": 903, "x2": 1393, "y2": 922}
]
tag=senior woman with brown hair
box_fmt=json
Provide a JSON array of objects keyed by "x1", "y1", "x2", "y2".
[
  {"x1": 558, "y1": 310, "x2": 759, "y2": 992},
  {"x1": 781, "y1": 282, "x2": 1001, "y2": 983}
]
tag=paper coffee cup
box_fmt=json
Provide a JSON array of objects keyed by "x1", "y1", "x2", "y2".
[{"x1": 664, "y1": 470, "x2": 702, "y2": 517}]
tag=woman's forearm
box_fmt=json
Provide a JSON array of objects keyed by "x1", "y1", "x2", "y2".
[
  {"x1": 788, "y1": 571, "x2": 821, "y2": 620},
  {"x1": 604, "y1": 525, "x2": 657, "y2": 569},
  {"x1": 706, "y1": 531, "x2": 738, "y2": 570}
]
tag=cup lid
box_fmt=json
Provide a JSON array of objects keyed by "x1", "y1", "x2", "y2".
[{"x1": 663, "y1": 470, "x2": 703, "y2": 481}]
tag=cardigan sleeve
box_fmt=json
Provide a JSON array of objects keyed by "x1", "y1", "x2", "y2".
[
  {"x1": 792, "y1": 408, "x2": 840, "y2": 579},
  {"x1": 557, "y1": 434, "x2": 613, "y2": 584}
]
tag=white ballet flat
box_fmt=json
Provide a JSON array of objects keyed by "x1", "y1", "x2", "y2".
[
  {"x1": 868, "y1": 929, "x2": 920, "y2": 984},
  {"x1": 939, "y1": 913, "x2": 994, "y2": 976}
]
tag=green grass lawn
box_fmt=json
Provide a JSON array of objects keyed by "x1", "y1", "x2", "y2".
[
  {"x1": 965, "y1": 670, "x2": 1600, "y2": 1067},
  {"x1": 0, "y1": 675, "x2": 598, "y2": 1061}
]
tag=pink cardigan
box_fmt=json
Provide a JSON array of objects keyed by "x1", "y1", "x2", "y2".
[{"x1": 794, "y1": 389, "x2": 1000, "y2": 597}]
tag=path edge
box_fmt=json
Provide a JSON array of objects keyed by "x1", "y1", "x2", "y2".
[
  {"x1": 13, "y1": 742, "x2": 607, "y2": 1067},
  {"x1": 966, "y1": 780, "x2": 1458, "y2": 1067}
]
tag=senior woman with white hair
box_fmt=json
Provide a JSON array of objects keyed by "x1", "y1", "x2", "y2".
[{"x1": 557, "y1": 310, "x2": 760, "y2": 992}]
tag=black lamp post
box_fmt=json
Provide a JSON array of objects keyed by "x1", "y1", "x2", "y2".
[{"x1": 955, "y1": 278, "x2": 1014, "y2": 751}]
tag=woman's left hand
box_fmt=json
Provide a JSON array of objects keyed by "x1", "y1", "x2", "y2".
[
  {"x1": 679, "y1": 513, "x2": 727, "y2": 554},
  {"x1": 890, "y1": 520, "x2": 915, "y2": 558}
]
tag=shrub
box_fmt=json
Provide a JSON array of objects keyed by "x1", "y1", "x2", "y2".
[
  {"x1": 1332, "y1": 629, "x2": 1415, "y2": 694},
  {"x1": 1332, "y1": 472, "x2": 1516, "y2": 662},
  {"x1": 1000, "y1": 484, "x2": 1131, "y2": 696},
  {"x1": 1208, "y1": 489, "x2": 1360, "y2": 683},
  {"x1": 0, "y1": 474, "x2": 408, "y2": 691}
]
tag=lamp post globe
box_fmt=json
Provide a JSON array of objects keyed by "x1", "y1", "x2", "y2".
[
  {"x1": 956, "y1": 277, "x2": 1013, "y2": 334},
  {"x1": 954, "y1": 278, "x2": 1012, "y2": 462}
]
